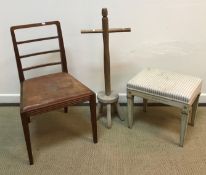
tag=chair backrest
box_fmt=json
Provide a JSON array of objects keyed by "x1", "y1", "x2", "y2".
[{"x1": 10, "y1": 21, "x2": 68, "y2": 82}]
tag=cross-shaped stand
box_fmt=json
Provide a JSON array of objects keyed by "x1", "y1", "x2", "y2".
[{"x1": 81, "y1": 8, "x2": 131, "y2": 128}]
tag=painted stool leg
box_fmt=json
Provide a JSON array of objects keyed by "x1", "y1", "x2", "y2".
[
  {"x1": 127, "y1": 94, "x2": 134, "y2": 128},
  {"x1": 191, "y1": 95, "x2": 200, "y2": 126},
  {"x1": 179, "y1": 106, "x2": 189, "y2": 147},
  {"x1": 143, "y1": 98, "x2": 148, "y2": 112},
  {"x1": 115, "y1": 102, "x2": 124, "y2": 121},
  {"x1": 106, "y1": 104, "x2": 112, "y2": 129},
  {"x1": 97, "y1": 102, "x2": 103, "y2": 120}
]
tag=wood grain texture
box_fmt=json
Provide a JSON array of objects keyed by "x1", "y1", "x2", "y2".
[
  {"x1": 11, "y1": 21, "x2": 97, "y2": 165},
  {"x1": 81, "y1": 28, "x2": 131, "y2": 34},
  {"x1": 102, "y1": 8, "x2": 111, "y2": 95},
  {"x1": 81, "y1": 8, "x2": 131, "y2": 97},
  {"x1": 17, "y1": 36, "x2": 58, "y2": 44}
]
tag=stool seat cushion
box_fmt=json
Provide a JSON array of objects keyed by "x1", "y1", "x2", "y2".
[{"x1": 127, "y1": 68, "x2": 202, "y2": 104}]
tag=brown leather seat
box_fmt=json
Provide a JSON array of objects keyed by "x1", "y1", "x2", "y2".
[
  {"x1": 22, "y1": 72, "x2": 93, "y2": 113},
  {"x1": 10, "y1": 21, "x2": 97, "y2": 165}
]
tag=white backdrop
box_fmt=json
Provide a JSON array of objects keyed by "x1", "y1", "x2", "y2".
[{"x1": 0, "y1": 0, "x2": 206, "y2": 103}]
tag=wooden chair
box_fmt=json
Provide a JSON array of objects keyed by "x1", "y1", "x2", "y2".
[{"x1": 10, "y1": 21, "x2": 97, "y2": 165}]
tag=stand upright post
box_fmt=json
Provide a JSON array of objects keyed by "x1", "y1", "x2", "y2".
[
  {"x1": 102, "y1": 9, "x2": 111, "y2": 96},
  {"x1": 81, "y1": 8, "x2": 131, "y2": 128}
]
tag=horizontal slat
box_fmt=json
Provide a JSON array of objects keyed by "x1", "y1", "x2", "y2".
[
  {"x1": 23, "y1": 61, "x2": 61, "y2": 71},
  {"x1": 19, "y1": 49, "x2": 60, "y2": 59},
  {"x1": 10, "y1": 21, "x2": 60, "y2": 30},
  {"x1": 81, "y1": 28, "x2": 131, "y2": 34},
  {"x1": 17, "y1": 36, "x2": 59, "y2": 44}
]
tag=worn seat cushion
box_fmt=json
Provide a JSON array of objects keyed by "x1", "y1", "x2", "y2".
[
  {"x1": 127, "y1": 68, "x2": 202, "y2": 104},
  {"x1": 22, "y1": 72, "x2": 93, "y2": 113}
]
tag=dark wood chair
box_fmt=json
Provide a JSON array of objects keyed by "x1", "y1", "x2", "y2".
[{"x1": 10, "y1": 21, "x2": 97, "y2": 165}]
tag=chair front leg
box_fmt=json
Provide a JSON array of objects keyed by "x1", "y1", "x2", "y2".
[
  {"x1": 89, "y1": 94, "x2": 98, "y2": 143},
  {"x1": 20, "y1": 113, "x2": 33, "y2": 165}
]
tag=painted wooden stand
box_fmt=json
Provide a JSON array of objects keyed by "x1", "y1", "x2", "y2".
[{"x1": 81, "y1": 8, "x2": 131, "y2": 128}]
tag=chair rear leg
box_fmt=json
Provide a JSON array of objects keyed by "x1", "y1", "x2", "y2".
[
  {"x1": 21, "y1": 114, "x2": 33, "y2": 165},
  {"x1": 89, "y1": 94, "x2": 97, "y2": 143},
  {"x1": 64, "y1": 107, "x2": 68, "y2": 113}
]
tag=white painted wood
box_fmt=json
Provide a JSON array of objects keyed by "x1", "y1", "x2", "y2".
[
  {"x1": 129, "y1": 90, "x2": 186, "y2": 108},
  {"x1": 0, "y1": 94, "x2": 20, "y2": 103},
  {"x1": 180, "y1": 106, "x2": 190, "y2": 147},
  {"x1": 118, "y1": 93, "x2": 206, "y2": 104},
  {"x1": 127, "y1": 69, "x2": 202, "y2": 146},
  {"x1": 97, "y1": 91, "x2": 119, "y2": 104},
  {"x1": 97, "y1": 91, "x2": 123, "y2": 128},
  {"x1": 96, "y1": 102, "x2": 102, "y2": 120},
  {"x1": 127, "y1": 94, "x2": 134, "y2": 128},
  {"x1": 127, "y1": 68, "x2": 202, "y2": 105},
  {"x1": 191, "y1": 95, "x2": 200, "y2": 126},
  {"x1": 128, "y1": 87, "x2": 201, "y2": 146},
  {"x1": 116, "y1": 102, "x2": 124, "y2": 121}
]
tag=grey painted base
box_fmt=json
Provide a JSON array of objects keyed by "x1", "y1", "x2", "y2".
[
  {"x1": 127, "y1": 89, "x2": 200, "y2": 147},
  {"x1": 97, "y1": 91, "x2": 124, "y2": 128}
]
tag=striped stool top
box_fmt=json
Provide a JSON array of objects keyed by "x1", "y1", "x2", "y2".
[{"x1": 127, "y1": 68, "x2": 202, "y2": 104}]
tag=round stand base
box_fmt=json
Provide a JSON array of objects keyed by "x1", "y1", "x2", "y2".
[
  {"x1": 97, "y1": 91, "x2": 124, "y2": 128},
  {"x1": 97, "y1": 91, "x2": 119, "y2": 103}
]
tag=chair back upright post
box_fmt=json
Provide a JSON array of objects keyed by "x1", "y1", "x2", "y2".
[{"x1": 10, "y1": 21, "x2": 68, "y2": 83}]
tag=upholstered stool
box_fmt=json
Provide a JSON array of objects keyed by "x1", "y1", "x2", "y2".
[{"x1": 127, "y1": 68, "x2": 202, "y2": 147}]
